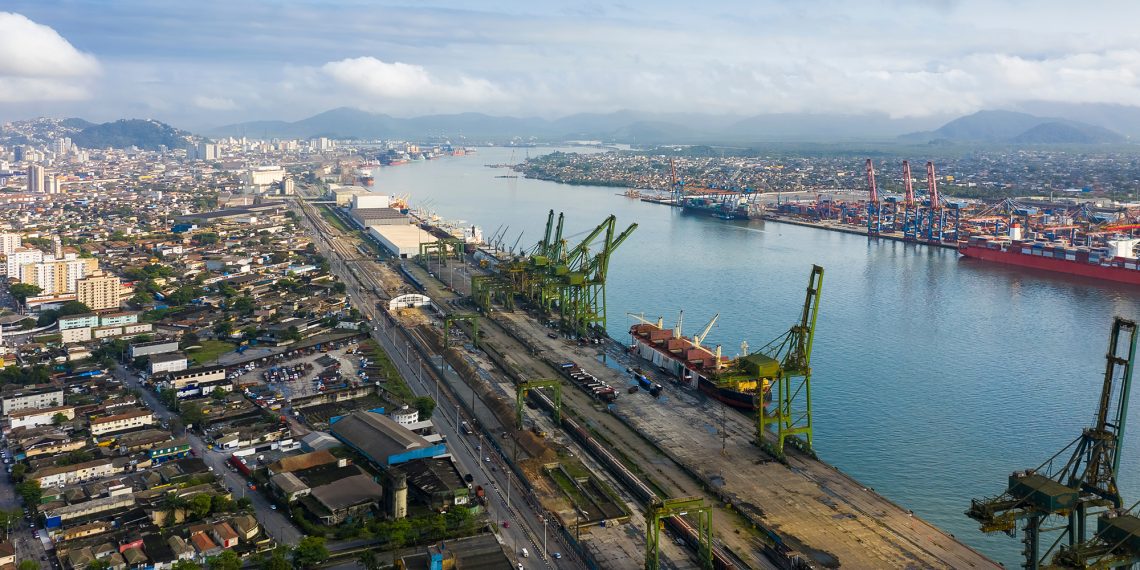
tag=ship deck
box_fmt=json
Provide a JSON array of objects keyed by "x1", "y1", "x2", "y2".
[{"x1": 500, "y1": 311, "x2": 999, "y2": 569}]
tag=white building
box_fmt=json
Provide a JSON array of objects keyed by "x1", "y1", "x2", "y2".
[
  {"x1": 0, "y1": 233, "x2": 21, "y2": 255},
  {"x1": 352, "y1": 194, "x2": 390, "y2": 209},
  {"x1": 6, "y1": 247, "x2": 42, "y2": 276},
  {"x1": 243, "y1": 166, "x2": 285, "y2": 193},
  {"x1": 1, "y1": 387, "x2": 64, "y2": 415}
]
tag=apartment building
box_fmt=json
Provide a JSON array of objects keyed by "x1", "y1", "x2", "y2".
[
  {"x1": 1, "y1": 386, "x2": 64, "y2": 415},
  {"x1": 7, "y1": 405, "x2": 75, "y2": 430},
  {"x1": 32, "y1": 458, "x2": 116, "y2": 487},
  {"x1": 18, "y1": 255, "x2": 98, "y2": 295},
  {"x1": 76, "y1": 272, "x2": 125, "y2": 310},
  {"x1": 89, "y1": 409, "x2": 154, "y2": 436}
]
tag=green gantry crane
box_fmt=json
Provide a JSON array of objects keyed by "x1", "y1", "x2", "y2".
[
  {"x1": 756, "y1": 264, "x2": 824, "y2": 457},
  {"x1": 967, "y1": 317, "x2": 1136, "y2": 570},
  {"x1": 515, "y1": 379, "x2": 561, "y2": 429},
  {"x1": 645, "y1": 496, "x2": 713, "y2": 570},
  {"x1": 443, "y1": 313, "x2": 479, "y2": 348}
]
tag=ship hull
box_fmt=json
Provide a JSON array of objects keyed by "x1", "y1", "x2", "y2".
[
  {"x1": 960, "y1": 243, "x2": 1140, "y2": 285},
  {"x1": 697, "y1": 377, "x2": 758, "y2": 410}
]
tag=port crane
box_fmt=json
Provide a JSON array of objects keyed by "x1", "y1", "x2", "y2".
[
  {"x1": 692, "y1": 313, "x2": 719, "y2": 349},
  {"x1": 757, "y1": 265, "x2": 824, "y2": 457},
  {"x1": 967, "y1": 317, "x2": 1136, "y2": 570},
  {"x1": 866, "y1": 159, "x2": 882, "y2": 235}
]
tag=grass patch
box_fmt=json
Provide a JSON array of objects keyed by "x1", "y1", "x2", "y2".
[
  {"x1": 317, "y1": 205, "x2": 352, "y2": 233},
  {"x1": 187, "y1": 340, "x2": 236, "y2": 365},
  {"x1": 361, "y1": 339, "x2": 412, "y2": 402}
]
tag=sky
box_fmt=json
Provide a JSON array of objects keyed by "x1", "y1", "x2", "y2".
[{"x1": 3, "y1": 1, "x2": 1140, "y2": 130}]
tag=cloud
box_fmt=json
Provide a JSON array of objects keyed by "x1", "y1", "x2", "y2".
[
  {"x1": 321, "y1": 57, "x2": 508, "y2": 107},
  {"x1": 193, "y1": 95, "x2": 239, "y2": 111},
  {"x1": 0, "y1": 12, "x2": 99, "y2": 103}
]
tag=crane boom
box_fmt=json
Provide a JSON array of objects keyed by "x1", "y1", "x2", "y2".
[
  {"x1": 693, "y1": 313, "x2": 719, "y2": 349},
  {"x1": 902, "y1": 160, "x2": 915, "y2": 206},
  {"x1": 865, "y1": 159, "x2": 879, "y2": 204},
  {"x1": 926, "y1": 161, "x2": 940, "y2": 208}
]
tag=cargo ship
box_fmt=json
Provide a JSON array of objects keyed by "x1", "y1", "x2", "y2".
[
  {"x1": 681, "y1": 193, "x2": 762, "y2": 220},
  {"x1": 959, "y1": 224, "x2": 1140, "y2": 285},
  {"x1": 628, "y1": 317, "x2": 773, "y2": 410}
]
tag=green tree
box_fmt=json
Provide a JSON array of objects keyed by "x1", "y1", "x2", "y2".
[
  {"x1": 15, "y1": 480, "x2": 41, "y2": 506},
  {"x1": 413, "y1": 396, "x2": 436, "y2": 418},
  {"x1": 357, "y1": 551, "x2": 381, "y2": 570},
  {"x1": 9, "y1": 283, "x2": 42, "y2": 304},
  {"x1": 158, "y1": 388, "x2": 179, "y2": 411},
  {"x1": 291, "y1": 537, "x2": 329, "y2": 569},
  {"x1": 207, "y1": 550, "x2": 241, "y2": 570},
  {"x1": 9, "y1": 464, "x2": 26, "y2": 482},
  {"x1": 196, "y1": 232, "x2": 219, "y2": 246},
  {"x1": 57, "y1": 300, "x2": 92, "y2": 316},
  {"x1": 210, "y1": 494, "x2": 234, "y2": 513},
  {"x1": 179, "y1": 332, "x2": 200, "y2": 349},
  {"x1": 19, "y1": 560, "x2": 39, "y2": 570},
  {"x1": 171, "y1": 560, "x2": 202, "y2": 570},
  {"x1": 259, "y1": 549, "x2": 290, "y2": 570},
  {"x1": 189, "y1": 493, "x2": 212, "y2": 518},
  {"x1": 229, "y1": 296, "x2": 255, "y2": 315},
  {"x1": 211, "y1": 387, "x2": 228, "y2": 401},
  {"x1": 332, "y1": 282, "x2": 347, "y2": 294},
  {"x1": 51, "y1": 412, "x2": 68, "y2": 426},
  {"x1": 180, "y1": 402, "x2": 205, "y2": 428},
  {"x1": 284, "y1": 326, "x2": 301, "y2": 342},
  {"x1": 214, "y1": 320, "x2": 234, "y2": 338}
]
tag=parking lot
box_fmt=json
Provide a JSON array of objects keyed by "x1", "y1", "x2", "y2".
[{"x1": 228, "y1": 339, "x2": 367, "y2": 406}]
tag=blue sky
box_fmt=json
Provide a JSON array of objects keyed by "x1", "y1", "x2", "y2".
[{"x1": 2, "y1": 1, "x2": 1140, "y2": 129}]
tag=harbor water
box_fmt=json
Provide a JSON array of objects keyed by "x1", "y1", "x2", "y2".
[{"x1": 370, "y1": 147, "x2": 1140, "y2": 566}]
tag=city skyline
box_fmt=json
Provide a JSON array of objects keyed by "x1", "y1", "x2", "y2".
[{"x1": 3, "y1": 1, "x2": 1140, "y2": 130}]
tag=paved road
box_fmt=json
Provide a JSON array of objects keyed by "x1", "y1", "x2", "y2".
[{"x1": 113, "y1": 366, "x2": 304, "y2": 545}]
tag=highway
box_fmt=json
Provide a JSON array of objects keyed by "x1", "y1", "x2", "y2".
[{"x1": 294, "y1": 198, "x2": 580, "y2": 569}]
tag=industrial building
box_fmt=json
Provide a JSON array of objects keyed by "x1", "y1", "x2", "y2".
[
  {"x1": 329, "y1": 410, "x2": 446, "y2": 467},
  {"x1": 367, "y1": 225, "x2": 438, "y2": 259}
]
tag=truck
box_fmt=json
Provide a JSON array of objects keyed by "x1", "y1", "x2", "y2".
[{"x1": 461, "y1": 421, "x2": 473, "y2": 435}]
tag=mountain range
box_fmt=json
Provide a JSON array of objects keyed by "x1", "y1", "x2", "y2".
[
  {"x1": 209, "y1": 106, "x2": 1135, "y2": 145},
  {"x1": 897, "y1": 110, "x2": 1126, "y2": 144}
]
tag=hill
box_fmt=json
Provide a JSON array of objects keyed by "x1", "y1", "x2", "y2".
[
  {"x1": 900, "y1": 110, "x2": 1126, "y2": 144},
  {"x1": 71, "y1": 119, "x2": 198, "y2": 151}
]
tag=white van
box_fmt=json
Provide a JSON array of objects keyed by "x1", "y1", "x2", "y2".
[{"x1": 521, "y1": 548, "x2": 529, "y2": 558}]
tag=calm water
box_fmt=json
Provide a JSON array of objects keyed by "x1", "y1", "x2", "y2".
[{"x1": 371, "y1": 147, "x2": 1140, "y2": 566}]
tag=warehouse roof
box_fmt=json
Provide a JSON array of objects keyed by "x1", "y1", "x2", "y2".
[{"x1": 330, "y1": 411, "x2": 432, "y2": 464}]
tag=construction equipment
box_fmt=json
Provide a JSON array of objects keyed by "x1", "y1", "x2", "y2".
[
  {"x1": 516, "y1": 379, "x2": 561, "y2": 430},
  {"x1": 645, "y1": 496, "x2": 713, "y2": 570},
  {"x1": 757, "y1": 265, "x2": 824, "y2": 457},
  {"x1": 967, "y1": 317, "x2": 1136, "y2": 570}
]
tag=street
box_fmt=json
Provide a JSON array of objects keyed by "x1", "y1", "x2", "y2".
[{"x1": 113, "y1": 366, "x2": 304, "y2": 545}]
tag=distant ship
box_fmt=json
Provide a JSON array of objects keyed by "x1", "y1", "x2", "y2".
[{"x1": 960, "y1": 224, "x2": 1140, "y2": 285}]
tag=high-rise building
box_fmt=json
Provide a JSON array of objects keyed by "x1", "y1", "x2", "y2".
[
  {"x1": 194, "y1": 143, "x2": 219, "y2": 161},
  {"x1": 19, "y1": 256, "x2": 98, "y2": 295},
  {"x1": 6, "y1": 247, "x2": 42, "y2": 276},
  {"x1": 0, "y1": 233, "x2": 22, "y2": 256},
  {"x1": 27, "y1": 164, "x2": 45, "y2": 193},
  {"x1": 46, "y1": 174, "x2": 61, "y2": 194},
  {"x1": 76, "y1": 272, "x2": 124, "y2": 311},
  {"x1": 51, "y1": 235, "x2": 63, "y2": 258}
]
